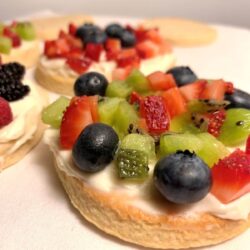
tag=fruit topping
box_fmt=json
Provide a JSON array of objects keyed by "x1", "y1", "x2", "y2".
[
  {"x1": 105, "y1": 38, "x2": 121, "y2": 60},
  {"x1": 0, "y1": 62, "x2": 29, "y2": 101},
  {"x1": 211, "y1": 149, "x2": 250, "y2": 204},
  {"x1": 85, "y1": 43, "x2": 103, "y2": 61},
  {"x1": 44, "y1": 39, "x2": 70, "y2": 59},
  {"x1": 105, "y1": 80, "x2": 132, "y2": 98},
  {"x1": 15, "y1": 22, "x2": 36, "y2": 41},
  {"x1": 191, "y1": 109, "x2": 226, "y2": 137},
  {"x1": 162, "y1": 87, "x2": 187, "y2": 118},
  {"x1": 147, "y1": 71, "x2": 176, "y2": 91},
  {"x1": 179, "y1": 80, "x2": 206, "y2": 101},
  {"x1": 120, "y1": 29, "x2": 136, "y2": 48},
  {"x1": 120, "y1": 133, "x2": 155, "y2": 160},
  {"x1": 166, "y1": 66, "x2": 197, "y2": 86},
  {"x1": 42, "y1": 96, "x2": 70, "y2": 128},
  {"x1": 188, "y1": 99, "x2": 229, "y2": 113},
  {"x1": 140, "y1": 96, "x2": 170, "y2": 135},
  {"x1": 83, "y1": 28, "x2": 107, "y2": 44},
  {"x1": 116, "y1": 148, "x2": 149, "y2": 179},
  {"x1": 66, "y1": 56, "x2": 92, "y2": 75},
  {"x1": 218, "y1": 108, "x2": 250, "y2": 146},
  {"x1": 246, "y1": 135, "x2": 250, "y2": 155},
  {"x1": 0, "y1": 36, "x2": 12, "y2": 54},
  {"x1": 105, "y1": 23, "x2": 124, "y2": 39},
  {"x1": 116, "y1": 48, "x2": 140, "y2": 68},
  {"x1": 3, "y1": 27, "x2": 21, "y2": 47},
  {"x1": 0, "y1": 97, "x2": 13, "y2": 128},
  {"x1": 75, "y1": 23, "x2": 100, "y2": 43},
  {"x1": 136, "y1": 40, "x2": 159, "y2": 59},
  {"x1": 74, "y1": 72, "x2": 108, "y2": 96},
  {"x1": 225, "y1": 88, "x2": 250, "y2": 109},
  {"x1": 154, "y1": 150, "x2": 212, "y2": 204},
  {"x1": 72, "y1": 123, "x2": 119, "y2": 172},
  {"x1": 60, "y1": 96, "x2": 98, "y2": 149}
]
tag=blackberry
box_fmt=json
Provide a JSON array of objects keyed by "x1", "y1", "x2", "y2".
[
  {"x1": 0, "y1": 62, "x2": 25, "y2": 84},
  {"x1": 0, "y1": 83, "x2": 30, "y2": 101}
]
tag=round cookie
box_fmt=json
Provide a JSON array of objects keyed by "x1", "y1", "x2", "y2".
[{"x1": 142, "y1": 18, "x2": 217, "y2": 46}]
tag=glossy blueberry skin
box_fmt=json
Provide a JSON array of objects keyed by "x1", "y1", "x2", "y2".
[
  {"x1": 166, "y1": 66, "x2": 198, "y2": 86},
  {"x1": 75, "y1": 23, "x2": 100, "y2": 42},
  {"x1": 84, "y1": 29, "x2": 107, "y2": 44},
  {"x1": 154, "y1": 151, "x2": 212, "y2": 204},
  {"x1": 105, "y1": 23, "x2": 124, "y2": 38},
  {"x1": 74, "y1": 72, "x2": 108, "y2": 96},
  {"x1": 225, "y1": 88, "x2": 250, "y2": 109},
  {"x1": 120, "y1": 30, "x2": 136, "y2": 48},
  {"x1": 72, "y1": 123, "x2": 119, "y2": 173}
]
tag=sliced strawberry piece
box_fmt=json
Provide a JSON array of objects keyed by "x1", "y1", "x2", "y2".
[
  {"x1": 66, "y1": 56, "x2": 92, "y2": 74},
  {"x1": 116, "y1": 48, "x2": 140, "y2": 68},
  {"x1": 60, "y1": 96, "x2": 94, "y2": 149},
  {"x1": 129, "y1": 91, "x2": 143, "y2": 105},
  {"x1": 112, "y1": 67, "x2": 132, "y2": 81},
  {"x1": 179, "y1": 80, "x2": 207, "y2": 101},
  {"x1": 136, "y1": 40, "x2": 159, "y2": 59},
  {"x1": 133, "y1": 26, "x2": 148, "y2": 43},
  {"x1": 0, "y1": 97, "x2": 13, "y2": 128},
  {"x1": 88, "y1": 95, "x2": 99, "y2": 122},
  {"x1": 224, "y1": 81, "x2": 234, "y2": 94},
  {"x1": 3, "y1": 27, "x2": 21, "y2": 47},
  {"x1": 245, "y1": 135, "x2": 250, "y2": 155},
  {"x1": 140, "y1": 96, "x2": 170, "y2": 135},
  {"x1": 199, "y1": 79, "x2": 227, "y2": 101},
  {"x1": 68, "y1": 23, "x2": 77, "y2": 36},
  {"x1": 211, "y1": 149, "x2": 250, "y2": 204},
  {"x1": 145, "y1": 29, "x2": 163, "y2": 44},
  {"x1": 162, "y1": 87, "x2": 187, "y2": 118},
  {"x1": 85, "y1": 43, "x2": 103, "y2": 62},
  {"x1": 59, "y1": 31, "x2": 82, "y2": 49},
  {"x1": 44, "y1": 38, "x2": 71, "y2": 59},
  {"x1": 147, "y1": 71, "x2": 176, "y2": 91},
  {"x1": 105, "y1": 38, "x2": 121, "y2": 60}
]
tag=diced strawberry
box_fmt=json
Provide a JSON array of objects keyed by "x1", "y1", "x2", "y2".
[
  {"x1": 85, "y1": 43, "x2": 103, "y2": 62},
  {"x1": 66, "y1": 56, "x2": 92, "y2": 74},
  {"x1": 105, "y1": 38, "x2": 121, "y2": 60},
  {"x1": 112, "y1": 66, "x2": 132, "y2": 81},
  {"x1": 145, "y1": 29, "x2": 163, "y2": 44},
  {"x1": 211, "y1": 149, "x2": 250, "y2": 204},
  {"x1": 68, "y1": 23, "x2": 77, "y2": 36},
  {"x1": 44, "y1": 39, "x2": 71, "y2": 58},
  {"x1": 199, "y1": 79, "x2": 226, "y2": 101},
  {"x1": 88, "y1": 95, "x2": 99, "y2": 122},
  {"x1": 116, "y1": 48, "x2": 140, "y2": 68},
  {"x1": 140, "y1": 96, "x2": 170, "y2": 135},
  {"x1": 162, "y1": 87, "x2": 187, "y2": 118},
  {"x1": 0, "y1": 97, "x2": 13, "y2": 128},
  {"x1": 133, "y1": 26, "x2": 148, "y2": 43},
  {"x1": 136, "y1": 40, "x2": 159, "y2": 59},
  {"x1": 3, "y1": 27, "x2": 21, "y2": 47},
  {"x1": 147, "y1": 71, "x2": 176, "y2": 91},
  {"x1": 59, "y1": 31, "x2": 83, "y2": 49},
  {"x1": 245, "y1": 135, "x2": 250, "y2": 155},
  {"x1": 60, "y1": 96, "x2": 94, "y2": 149},
  {"x1": 224, "y1": 81, "x2": 234, "y2": 94},
  {"x1": 179, "y1": 80, "x2": 207, "y2": 101},
  {"x1": 129, "y1": 91, "x2": 143, "y2": 105}
]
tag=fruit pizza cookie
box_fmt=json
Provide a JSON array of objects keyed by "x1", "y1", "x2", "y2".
[
  {"x1": 42, "y1": 66, "x2": 250, "y2": 249},
  {"x1": 0, "y1": 60, "x2": 48, "y2": 171},
  {"x1": 0, "y1": 21, "x2": 40, "y2": 68},
  {"x1": 35, "y1": 22, "x2": 175, "y2": 95}
]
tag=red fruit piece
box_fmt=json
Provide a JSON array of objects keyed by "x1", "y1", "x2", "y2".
[
  {"x1": 59, "y1": 31, "x2": 82, "y2": 49},
  {"x1": 68, "y1": 23, "x2": 77, "y2": 36},
  {"x1": 133, "y1": 26, "x2": 148, "y2": 43},
  {"x1": 162, "y1": 87, "x2": 187, "y2": 118},
  {"x1": 88, "y1": 95, "x2": 99, "y2": 122},
  {"x1": 145, "y1": 29, "x2": 163, "y2": 44},
  {"x1": 147, "y1": 71, "x2": 176, "y2": 91},
  {"x1": 60, "y1": 96, "x2": 95, "y2": 149},
  {"x1": 112, "y1": 67, "x2": 132, "y2": 81},
  {"x1": 179, "y1": 80, "x2": 207, "y2": 101},
  {"x1": 85, "y1": 43, "x2": 103, "y2": 62},
  {"x1": 211, "y1": 149, "x2": 250, "y2": 204},
  {"x1": 116, "y1": 48, "x2": 140, "y2": 68},
  {"x1": 224, "y1": 81, "x2": 234, "y2": 94},
  {"x1": 105, "y1": 38, "x2": 121, "y2": 61},
  {"x1": 0, "y1": 97, "x2": 13, "y2": 128},
  {"x1": 199, "y1": 79, "x2": 227, "y2": 101},
  {"x1": 3, "y1": 27, "x2": 21, "y2": 47},
  {"x1": 44, "y1": 39, "x2": 71, "y2": 58},
  {"x1": 129, "y1": 91, "x2": 143, "y2": 105},
  {"x1": 136, "y1": 40, "x2": 159, "y2": 59},
  {"x1": 245, "y1": 135, "x2": 250, "y2": 155},
  {"x1": 66, "y1": 56, "x2": 92, "y2": 74},
  {"x1": 140, "y1": 96, "x2": 170, "y2": 135}
]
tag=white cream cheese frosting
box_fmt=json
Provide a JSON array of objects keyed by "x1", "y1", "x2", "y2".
[
  {"x1": 44, "y1": 129, "x2": 250, "y2": 221},
  {"x1": 0, "y1": 80, "x2": 46, "y2": 167},
  {"x1": 40, "y1": 52, "x2": 175, "y2": 80}
]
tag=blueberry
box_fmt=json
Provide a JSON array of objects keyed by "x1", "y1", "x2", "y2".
[
  {"x1": 154, "y1": 150, "x2": 212, "y2": 204},
  {"x1": 84, "y1": 29, "x2": 107, "y2": 44},
  {"x1": 166, "y1": 66, "x2": 197, "y2": 86},
  {"x1": 225, "y1": 88, "x2": 250, "y2": 109},
  {"x1": 72, "y1": 123, "x2": 119, "y2": 172},
  {"x1": 105, "y1": 23, "x2": 124, "y2": 38},
  {"x1": 75, "y1": 23, "x2": 100, "y2": 42},
  {"x1": 120, "y1": 30, "x2": 136, "y2": 48},
  {"x1": 74, "y1": 72, "x2": 108, "y2": 96}
]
